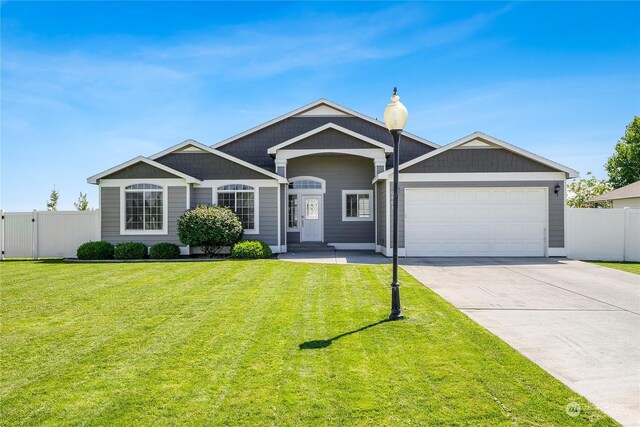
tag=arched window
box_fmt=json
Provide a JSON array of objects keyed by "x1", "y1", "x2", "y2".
[
  {"x1": 124, "y1": 183, "x2": 164, "y2": 231},
  {"x1": 216, "y1": 184, "x2": 256, "y2": 231}
]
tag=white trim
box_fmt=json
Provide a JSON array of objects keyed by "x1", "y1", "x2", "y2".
[
  {"x1": 280, "y1": 245, "x2": 288, "y2": 253},
  {"x1": 269, "y1": 245, "x2": 282, "y2": 254},
  {"x1": 267, "y1": 123, "x2": 393, "y2": 154},
  {"x1": 119, "y1": 183, "x2": 170, "y2": 236},
  {"x1": 149, "y1": 139, "x2": 287, "y2": 183},
  {"x1": 385, "y1": 179, "x2": 391, "y2": 254},
  {"x1": 87, "y1": 156, "x2": 201, "y2": 185},
  {"x1": 377, "y1": 131, "x2": 579, "y2": 180},
  {"x1": 390, "y1": 172, "x2": 567, "y2": 183},
  {"x1": 213, "y1": 183, "x2": 260, "y2": 235},
  {"x1": 298, "y1": 104, "x2": 349, "y2": 116},
  {"x1": 548, "y1": 247, "x2": 567, "y2": 257},
  {"x1": 341, "y1": 190, "x2": 374, "y2": 222},
  {"x1": 179, "y1": 246, "x2": 189, "y2": 256},
  {"x1": 277, "y1": 148, "x2": 387, "y2": 162},
  {"x1": 327, "y1": 243, "x2": 376, "y2": 250},
  {"x1": 212, "y1": 99, "x2": 439, "y2": 150},
  {"x1": 277, "y1": 184, "x2": 281, "y2": 250}
]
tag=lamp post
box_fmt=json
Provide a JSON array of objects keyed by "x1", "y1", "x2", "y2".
[{"x1": 384, "y1": 87, "x2": 408, "y2": 321}]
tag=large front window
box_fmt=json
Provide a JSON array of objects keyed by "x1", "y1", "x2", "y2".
[
  {"x1": 124, "y1": 184, "x2": 163, "y2": 230},
  {"x1": 217, "y1": 184, "x2": 255, "y2": 230}
]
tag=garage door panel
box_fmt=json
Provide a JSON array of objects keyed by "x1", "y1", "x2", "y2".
[{"x1": 405, "y1": 187, "x2": 546, "y2": 257}]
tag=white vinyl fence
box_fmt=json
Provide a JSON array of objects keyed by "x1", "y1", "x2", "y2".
[
  {"x1": 566, "y1": 207, "x2": 640, "y2": 262},
  {"x1": 1, "y1": 210, "x2": 100, "y2": 259}
]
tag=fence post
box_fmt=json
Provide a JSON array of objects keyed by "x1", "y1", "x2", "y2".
[
  {"x1": 32, "y1": 209, "x2": 38, "y2": 260},
  {"x1": 0, "y1": 209, "x2": 4, "y2": 261},
  {"x1": 623, "y1": 207, "x2": 629, "y2": 262}
]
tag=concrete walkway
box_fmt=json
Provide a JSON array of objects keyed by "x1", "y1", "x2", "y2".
[
  {"x1": 402, "y1": 258, "x2": 640, "y2": 427},
  {"x1": 278, "y1": 250, "x2": 390, "y2": 265}
]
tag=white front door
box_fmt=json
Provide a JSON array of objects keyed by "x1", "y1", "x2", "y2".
[{"x1": 301, "y1": 195, "x2": 322, "y2": 242}]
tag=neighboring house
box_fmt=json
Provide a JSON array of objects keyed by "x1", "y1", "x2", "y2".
[
  {"x1": 87, "y1": 99, "x2": 579, "y2": 257},
  {"x1": 589, "y1": 181, "x2": 640, "y2": 208}
]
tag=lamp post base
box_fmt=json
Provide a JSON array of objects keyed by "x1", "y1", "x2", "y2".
[{"x1": 389, "y1": 283, "x2": 404, "y2": 321}]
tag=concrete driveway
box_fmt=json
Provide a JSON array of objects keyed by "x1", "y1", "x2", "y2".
[{"x1": 402, "y1": 258, "x2": 640, "y2": 427}]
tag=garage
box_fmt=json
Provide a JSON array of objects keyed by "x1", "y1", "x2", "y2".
[{"x1": 405, "y1": 187, "x2": 547, "y2": 257}]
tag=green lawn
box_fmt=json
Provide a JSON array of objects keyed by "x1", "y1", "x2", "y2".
[
  {"x1": 1, "y1": 260, "x2": 616, "y2": 426},
  {"x1": 589, "y1": 261, "x2": 640, "y2": 276}
]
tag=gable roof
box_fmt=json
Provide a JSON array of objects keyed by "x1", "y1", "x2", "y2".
[
  {"x1": 590, "y1": 181, "x2": 640, "y2": 202},
  {"x1": 266, "y1": 123, "x2": 393, "y2": 155},
  {"x1": 212, "y1": 98, "x2": 439, "y2": 150},
  {"x1": 149, "y1": 139, "x2": 287, "y2": 183},
  {"x1": 376, "y1": 131, "x2": 579, "y2": 180},
  {"x1": 87, "y1": 156, "x2": 202, "y2": 184}
]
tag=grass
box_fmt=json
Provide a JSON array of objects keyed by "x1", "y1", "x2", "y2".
[
  {"x1": 589, "y1": 261, "x2": 640, "y2": 275},
  {"x1": 0, "y1": 260, "x2": 617, "y2": 426}
]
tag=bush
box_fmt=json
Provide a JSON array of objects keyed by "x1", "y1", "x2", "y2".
[
  {"x1": 231, "y1": 240, "x2": 273, "y2": 259},
  {"x1": 114, "y1": 242, "x2": 148, "y2": 260},
  {"x1": 150, "y1": 242, "x2": 181, "y2": 259},
  {"x1": 77, "y1": 241, "x2": 114, "y2": 260},
  {"x1": 177, "y1": 205, "x2": 244, "y2": 257}
]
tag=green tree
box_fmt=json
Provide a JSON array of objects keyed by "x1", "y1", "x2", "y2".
[
  {"x1": 566, "y1": 172, "x2": 612, "y2": 208},
  {"x1": 74, "y1": 192, "x2": 89, "y2": 211},
  {"x1": 605, "y1": 116, "x2": 640, "y2": 189},
  {"x1": 47, "y1": 186, "x2": 60, "y2": 211}
]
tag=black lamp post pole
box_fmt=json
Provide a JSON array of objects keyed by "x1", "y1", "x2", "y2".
[{"x1": 389, "y1": 129, "x2": 404, "y2": 320}]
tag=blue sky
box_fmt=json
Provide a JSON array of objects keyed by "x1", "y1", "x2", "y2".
[{"x1": 2, "y1": 1, "x2": 638, "y2": 210}]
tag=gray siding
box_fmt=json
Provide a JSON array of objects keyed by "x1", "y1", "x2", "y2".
[
  {"x1": 403, "y1": 149, "x2": 558, "y2": 174},
  {"x1": 191, "y1": 187, "x2": 212, "y2": 209},
  {"x1": 101, "y1": 186, "x2": 186, "y2": 246},
  {"x1": 102, "y1": 162, "x2": 179, "y2": 180},
  {"x1": 155, "y1": 152, "x2": 272, "y2": 180},
  {"x1": 253, "y1": 187, "x2": 279, "y2": 246},
  {"x1": 217, "y1": 116, "x2": 434, "y2": 170},
  {"x1": 376, "y1": 181, "x2": 386, "y2": 246},
  {"x1": 287, "y1": 154, "x2": 375, "y2": 244},
  {"x1": 394, "y1": 181, "x2": 565, "y2": 249},
  {"x1": 286, "y1": 128, "x2": 378, "y2": 150}
]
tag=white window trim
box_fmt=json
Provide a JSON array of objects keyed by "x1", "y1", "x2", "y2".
[
  {"x1": 120, "y1": 182, "x2": 169, "y2": 235},
  {"x1": 342, "y1": 190, "x2": 374, "y2": 222},
  {"x1": 213, "y1": 183, "x2": 259, "y2": 235}
]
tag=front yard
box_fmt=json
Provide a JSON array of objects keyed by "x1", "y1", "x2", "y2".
[
  {"x1": 589, "y1": 261, "x2": 640, "y2": 276},
  {"x1": 1, "y1": 260, "x2": 616, "y2": 426}
]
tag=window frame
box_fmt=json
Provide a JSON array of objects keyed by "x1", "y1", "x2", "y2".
[
  {"x1": 120, "y1": 182, "x2": 169, "y2": 235},
  {"x1": 214, "y1": 184, "x2": 259, "y2": 234},
  {"x1": 341, "y1": 190, "x2": 374, "y2": 222}
]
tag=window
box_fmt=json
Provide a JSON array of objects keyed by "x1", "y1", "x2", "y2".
[
  {"x1": 217, "y1": 184, "x2": 255, "y2": 231},
  {"x1": 124, "y1": 183, "x2": 164, "y2": 231},
  {"x1": 289, "y1": 179, "x2": 323, "y2": 189},
  {"x1": 288, "y1": 194, "x2": 298, "y2": 229},
  {"x1": 342, "y1": 190, "x2": 373, "y2": 221}
]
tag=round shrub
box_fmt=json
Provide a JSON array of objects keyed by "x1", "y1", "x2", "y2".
[
  {"x1": 150, "y1": 242, "x2": 181, "y2": 259},
  {"x1": 114, "y1": 242, "x2": 148, "y2": 260},
  {"x1": 77, "y1": 241, "x2": 114, "y2": 260},
  {"x1": 231, "y1": 240, "x2": 273, "y2": 259},
  {"x1": 177, "y1": 205, "x2": 244, "y2": 257}
]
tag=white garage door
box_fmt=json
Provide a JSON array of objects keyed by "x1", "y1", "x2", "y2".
[{"x1": 405, "y1": 187, "x2": 547, "y2": 257}]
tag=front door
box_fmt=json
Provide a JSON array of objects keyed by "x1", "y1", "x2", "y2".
[{"x1": 301, "y1": 195, "x2": 322, "y2": 242}]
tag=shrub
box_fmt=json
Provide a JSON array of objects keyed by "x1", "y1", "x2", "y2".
[
  {"x1": 231, "y1": 240, "x2": 273, "y2": 259},
  {"x1": 76, "y1": 241, "x2": 114, "y2": 260},
  {"x1": 150, "y1": 242, "x2": 181, "y2": 259},
  {"x1": 114, "y1": 242, "x2": 148, "y2": 260},
  {"x1": 177, "y1": 205, "x2": 244, "y2": 257}
]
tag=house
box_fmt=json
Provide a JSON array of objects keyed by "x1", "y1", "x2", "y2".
[
  {"x1": 589, "y1": 181, "x2": 640, "y2": 208},
  {"x1": 87, "y1": 99, "x2": 578, "y2": 257}
]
